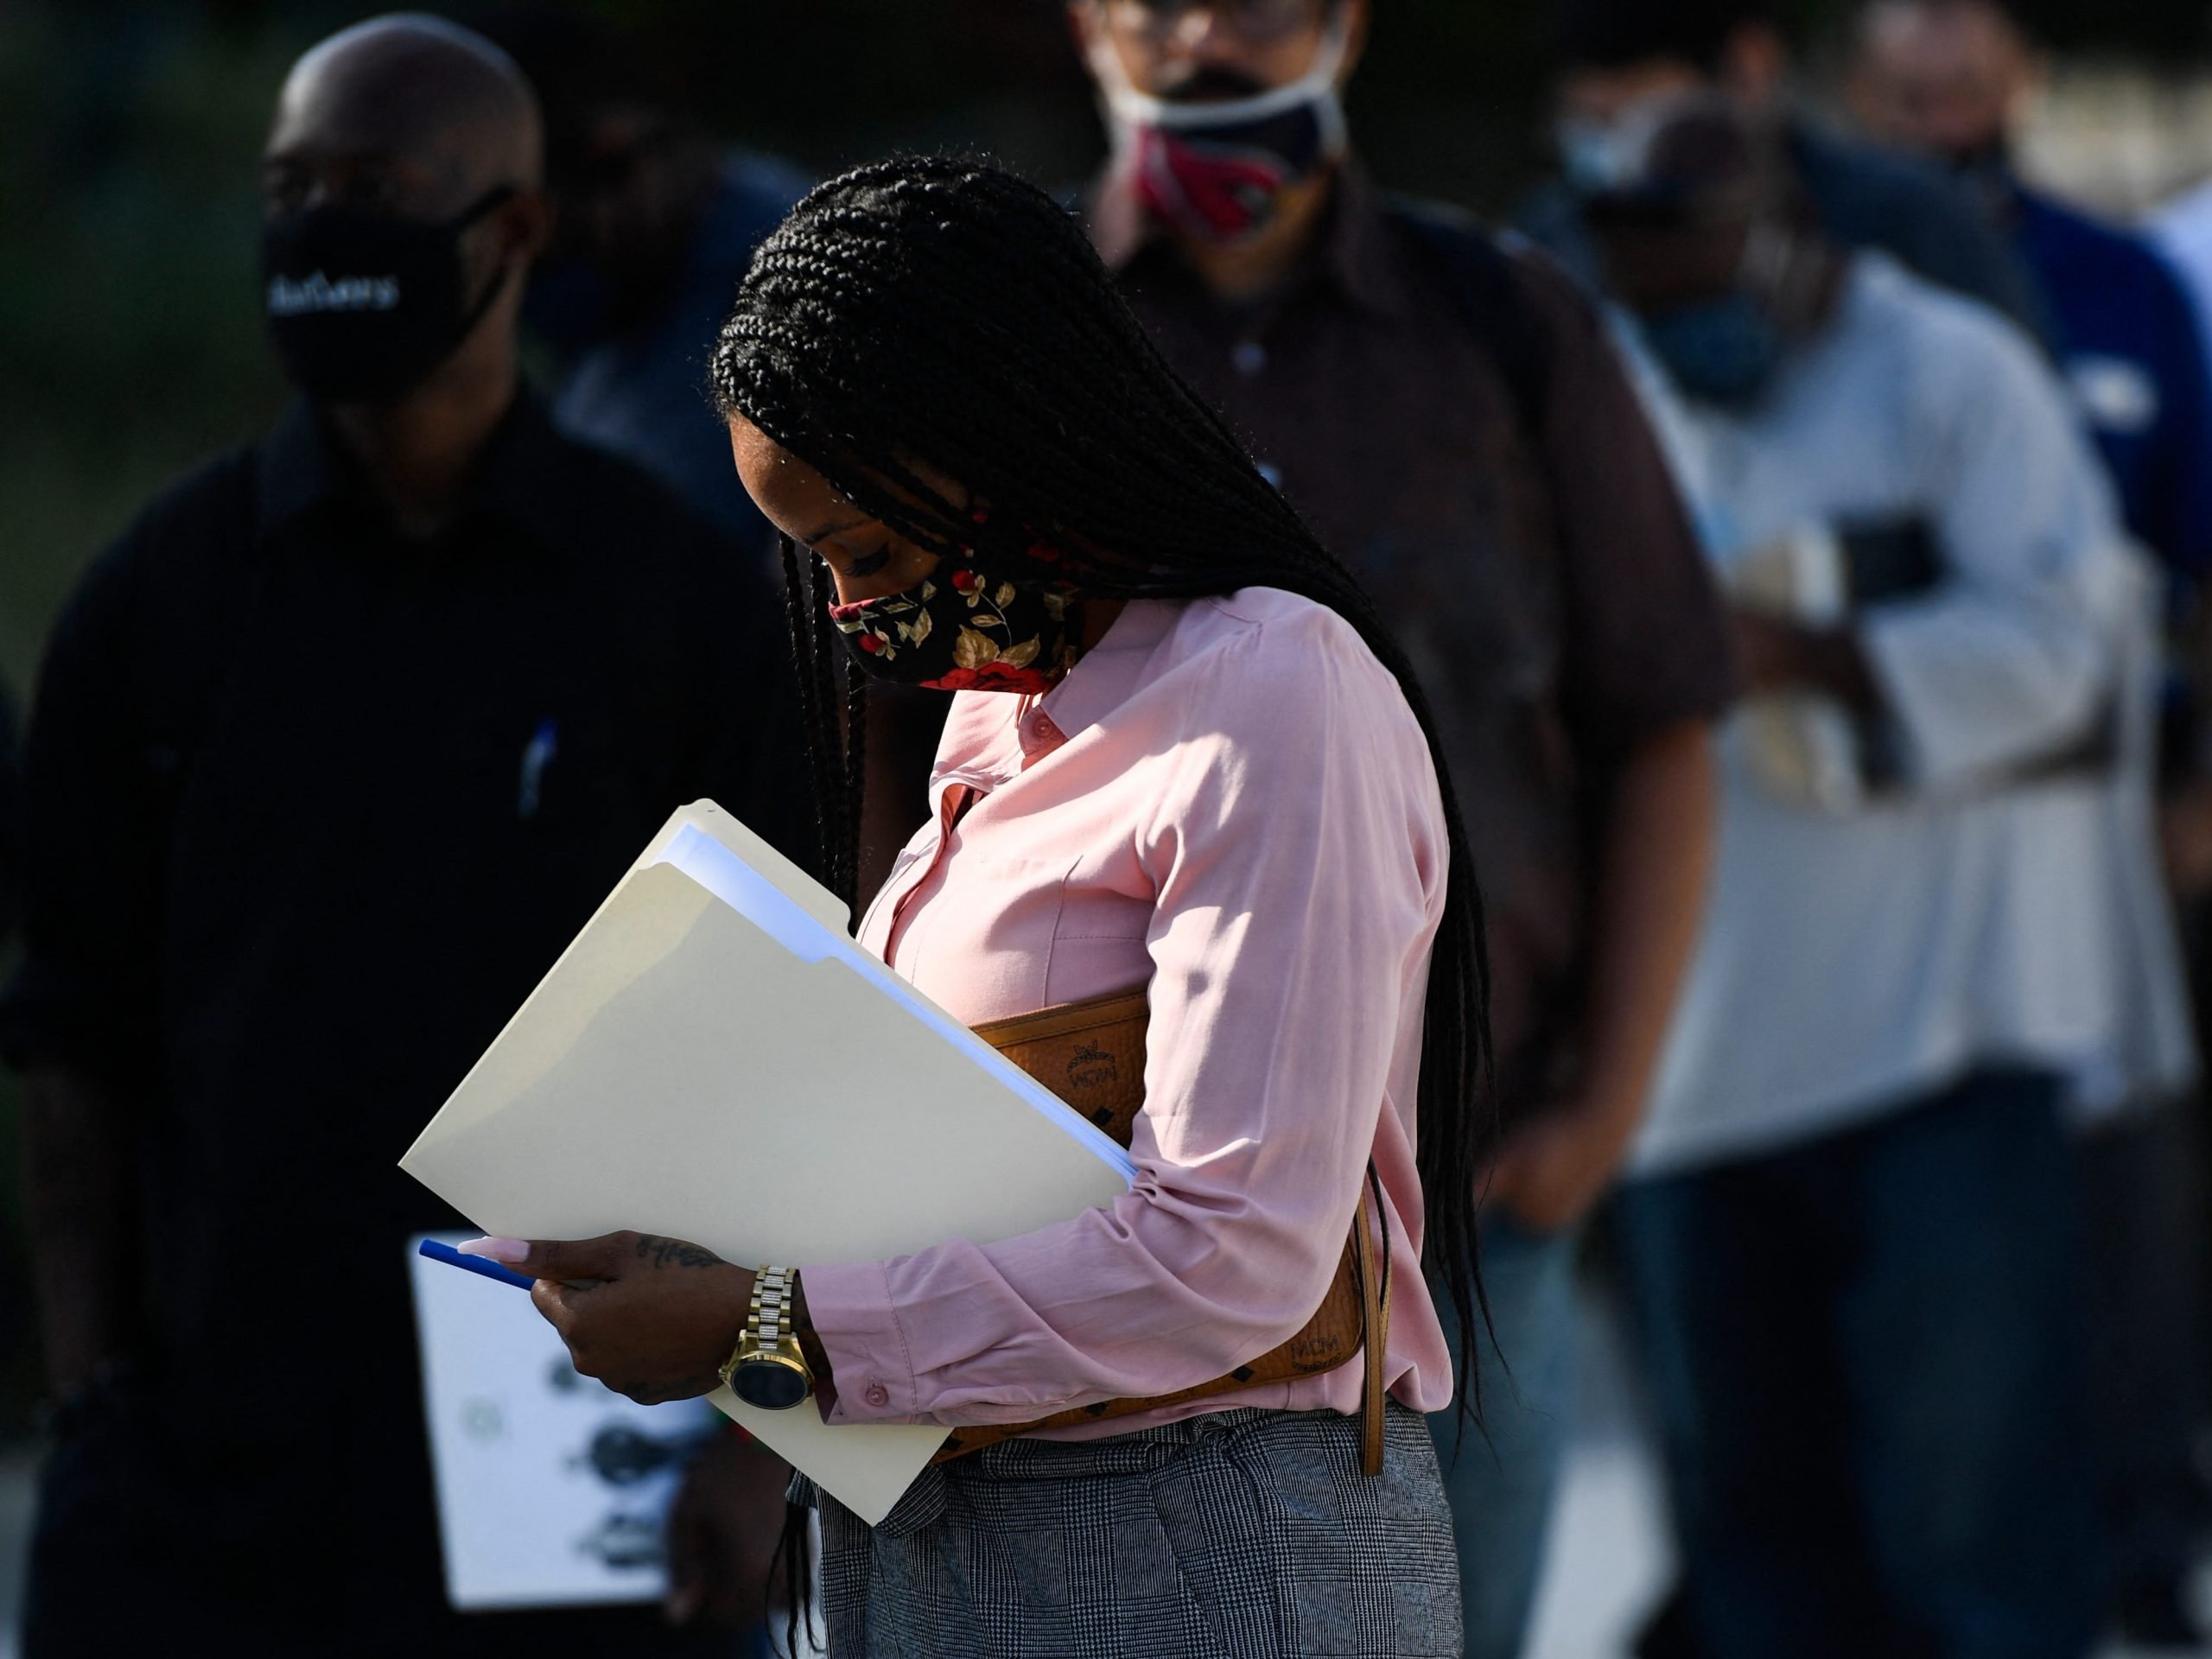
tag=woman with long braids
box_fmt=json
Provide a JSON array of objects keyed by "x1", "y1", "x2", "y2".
[{"x1": 478, "y1": 155, "x2": 1490, "y2": 1656}]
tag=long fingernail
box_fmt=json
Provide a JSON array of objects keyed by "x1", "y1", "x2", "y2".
[{"x1": 457, "y1": 1236, "x2": 530, "y2": 1263}]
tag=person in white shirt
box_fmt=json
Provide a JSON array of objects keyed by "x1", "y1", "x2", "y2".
[{"x1": 1582, "y1": 98, "x2": 2184, "y2": 1659}]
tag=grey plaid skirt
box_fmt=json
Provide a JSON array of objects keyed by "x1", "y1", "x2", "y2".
[{"x1": 804, "y1": 1404, "x2": 1461, "y2": 1657}]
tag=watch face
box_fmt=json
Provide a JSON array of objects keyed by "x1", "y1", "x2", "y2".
[{"x1": 731, "y1": 1357, "x2": 811, "y2": 1411}]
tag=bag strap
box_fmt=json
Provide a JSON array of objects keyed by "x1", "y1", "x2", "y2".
[
  {"x1": 972, "y1": 988, "x2": 1151, "y2": 1049},
  {"x1": 967, "y1": 988, "x2": 1393, "y2": 1471},
  {"x1": 1356, "y1": 1161, "x2": 1392, "y2": 1476}
]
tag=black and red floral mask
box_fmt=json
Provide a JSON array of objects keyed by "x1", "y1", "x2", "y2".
[{"x1": 828, "y1": 528, "x2": 1085, "y2": 696}]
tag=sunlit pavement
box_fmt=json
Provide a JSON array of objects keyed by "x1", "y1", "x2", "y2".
[
  {"x1": 1522, "y1": 1282, "x2": 1675, "y2": 1659},
  {"x1": 1523, "y1": 1287, "x2": 2212, "y2": 1659}
]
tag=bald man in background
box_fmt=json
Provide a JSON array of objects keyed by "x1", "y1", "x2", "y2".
[{"x1": 3, "y1": 16, "x2": 793, "y2": 1656}]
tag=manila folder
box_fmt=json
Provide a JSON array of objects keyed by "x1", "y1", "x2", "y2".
[{"x1": 400, "y1": 801, "x2": 1132, "y2": 1525}]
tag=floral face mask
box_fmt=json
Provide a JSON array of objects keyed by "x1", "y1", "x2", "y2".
[{"x1": 828, "y1": 537, "x2": 1084, "y2": 695}]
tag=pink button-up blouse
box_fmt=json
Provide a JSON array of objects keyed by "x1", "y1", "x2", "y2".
[{"x1": 800, "y1": 588, "x2": 1455, "y2": 1437}]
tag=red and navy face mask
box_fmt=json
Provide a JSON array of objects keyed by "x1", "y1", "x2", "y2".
[
  {"x1": 1093, "y1": 19, "x2": 1350, "y2": 246},
  {"x1": 829, "y1": 531, "x2": 1084, "y2": 695},
  {"x1": 1130, "y1": 106, "x2": 1336, "y2": 245}
]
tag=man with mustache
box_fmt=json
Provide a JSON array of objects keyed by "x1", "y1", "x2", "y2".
[{"x1": 1068, "y1": 3, "x2": 1733, "y2": 1653}]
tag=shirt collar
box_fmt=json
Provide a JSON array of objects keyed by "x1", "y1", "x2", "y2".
[
  {"x1": 254, "y1": 390, "x2": 581, "y2": 554},
  {"x1": 1031, "y1": 598, "x2": 1181, "y2": 747},
  {"x1": 1088, "y1": 159, "x2": 1415, "y2": 325}
]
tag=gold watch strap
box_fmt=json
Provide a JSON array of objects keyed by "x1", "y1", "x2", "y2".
[
  {"x1": 753, "y1": 1265, "x2": 794, "y2": 1348},
  {"x1": 723, "y1": 1265, "x2": 798, "y2": 1385}
]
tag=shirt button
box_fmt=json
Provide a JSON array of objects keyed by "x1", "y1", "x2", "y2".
[
  {"x1": 1232, "y1": 339, "x2": 1267, "y2": 376},
  {"x1": 864, "y1": 1382, "x2": 891, "y2": 1408}
]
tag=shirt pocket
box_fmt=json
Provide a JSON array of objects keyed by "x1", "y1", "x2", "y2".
[
  {"x1": 899, "y1": 851, "x2": 1079, "y2": 1025},
  {"x1": 1043, "y1": 880, "x2": 1155, "y2": 1010}
]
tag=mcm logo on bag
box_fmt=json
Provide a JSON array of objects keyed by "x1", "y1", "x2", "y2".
[{"x1": 1065, "y1": 1040, "x2": 1120, "y2": 1096}]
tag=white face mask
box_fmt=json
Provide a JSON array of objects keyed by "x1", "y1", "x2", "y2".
[
  {"x1": 1089, "y1": 18, "x2": 1352, "y2": 243},
  {"x1": 1089, "y1": 16, "x2": 1352, "y2": 147},
  {"x1": 1554, "y1": 87, "x2": 1705, "y2": 194}
]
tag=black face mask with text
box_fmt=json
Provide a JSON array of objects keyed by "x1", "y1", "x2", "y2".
[{"x1": 261, "y1": 186, "x2": 515, "y2": 404}]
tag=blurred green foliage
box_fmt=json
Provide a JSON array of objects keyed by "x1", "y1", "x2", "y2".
[{"x1": 0, "y1": 8, "x2": 301, "y2": 690}]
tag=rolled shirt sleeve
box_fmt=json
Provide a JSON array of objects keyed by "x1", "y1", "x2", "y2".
[
  {"x1": 1859, "y1": 296, "x2": 2135, "y2": 793},
  {"x1": 803, "y1": 602, "x2": 1448, "y2": 1427}
]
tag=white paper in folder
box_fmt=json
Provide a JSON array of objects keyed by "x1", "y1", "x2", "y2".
[{"x1": 400, "y1": 801, "x2": 1134, "y2": 1525}]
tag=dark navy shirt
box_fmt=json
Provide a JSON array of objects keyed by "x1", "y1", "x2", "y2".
[
  {"x1": 2011, "y1": 182, "x2": 2212, "y2": 579},
  {"x1": 551, "y1": 155, "x2": 808, "y2": 554},
  {"x1": 1786, "y1": 122, "x2": 2048, "y2": 343}
]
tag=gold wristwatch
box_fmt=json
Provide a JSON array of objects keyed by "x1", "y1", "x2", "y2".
[{"x1": 720, "y1": 1265, "x2": 814, "y2": 1410}]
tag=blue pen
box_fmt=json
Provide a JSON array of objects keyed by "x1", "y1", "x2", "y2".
[{"x1": 419, "y1": 1237, "x2": 537, "y2": 1293}]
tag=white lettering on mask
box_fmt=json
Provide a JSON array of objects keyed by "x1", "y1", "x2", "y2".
[{"x1": 266, "y1": 270, "x2": 402, "y2": 317}]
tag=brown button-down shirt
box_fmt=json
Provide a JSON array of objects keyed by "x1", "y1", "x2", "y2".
[{"x1": 1090, "y1": 163, "x2": 1735, "y2": 1129}]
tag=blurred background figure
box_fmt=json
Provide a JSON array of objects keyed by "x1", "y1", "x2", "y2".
[
  {"x1": 2155, "y1": 167, "x2": 2212, "y2": 384},
  {"x1": 1528, "y1": 0, "x2": 2046, "y2": 340},
  {"x1": 1847, "y1": 0, "x2": 2212, "y2": 585},
  {"x1": 1848, "y1": 7, "x2": 2212, "y2": 1645},
  {"x1": 1067, "y1": 3, "x2": 1730, "y2": 1653},
  {"x1": 0, "y1": 696, "x2": 18, "y2": 959},
  {"x1": 0, "y1": 691, "x2": 23, "y2": 1440},
  {"x1": 1, "y1": 16, "x2": 794, "y2": 1656},
  {"x1": 1586, "y1": 96, "x2": 2176, "y2": 1659},
  {"x1": 481, "y1": 7, "x2": 807, "y2": 553}
]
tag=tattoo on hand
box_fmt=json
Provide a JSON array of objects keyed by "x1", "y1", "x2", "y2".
[{"x1": 633, "y1": 1235, "x2": 724, "y2": 1270}]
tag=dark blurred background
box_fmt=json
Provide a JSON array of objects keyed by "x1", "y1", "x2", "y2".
[{"x1": 3, "y1": 0, "x2": 2212, "y2": 1436}]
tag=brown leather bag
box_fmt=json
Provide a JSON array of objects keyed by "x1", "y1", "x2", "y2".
[{"x1": 928, "y1": 988, "x2": 1393, "y2": 1474}]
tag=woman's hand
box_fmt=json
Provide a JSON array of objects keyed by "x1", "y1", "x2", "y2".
[{"x1": 459, "y1": 1232, "x2": 753, "y2": 1406}]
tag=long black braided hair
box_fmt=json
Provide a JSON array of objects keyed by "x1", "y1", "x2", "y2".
[{"x1": 710, "y1": 153, "x2": 1493, "y2": 1630}]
